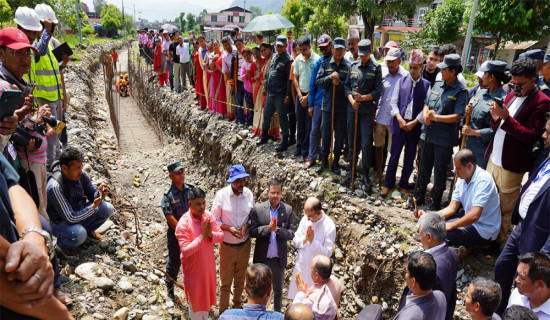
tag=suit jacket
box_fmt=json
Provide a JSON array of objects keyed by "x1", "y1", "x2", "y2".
[
  {"x1": 488, "y1": 89, "x2": 550, "y2": 173},
  {"x1": 394, "y1": 290, "x2": 446, "y2": 320},
  {"x1": 250, "y1": 201, "x2": 295, "y2": 268},
  {"x1": 511, "y1": 156, "x2": 550, "y2": 254},
  {"x1": 398, "y1": 244, "x2": 458, "y2": 320}
]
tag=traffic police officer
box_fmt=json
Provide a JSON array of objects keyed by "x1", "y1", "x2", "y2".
[
  {"x1": 316, "y1": 37, "x2": 350, "y2": 174},
  {"x1": 160, "y1": 161, "x2": 193, "y2": 303},
  {"x1": 462, "y1": 60, "x2": 508, "y2": 169},
  {"x1": 345, "y1": 39, "x2": 382, "y2": 189},
  {"x1": 257, "y1": 35, "x2": 293, "y2": 152},
  {"x1": 416, "y1": 54, "x2": 467, "y2": 210},
  {"x1": 519, "y1": 49, "x2": 550, "y2": 97}
]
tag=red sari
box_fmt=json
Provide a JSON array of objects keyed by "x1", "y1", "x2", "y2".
[
  {"x1": 209, "y1": 52, "x2": 226, "y2": 116},
  {"x1": 195, "y1": 47, "x2": 208, "y2": 109}
]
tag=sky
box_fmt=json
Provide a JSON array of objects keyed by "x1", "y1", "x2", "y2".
[{"x1": 81, "y1": 0, "x2": 236, "y2": 22}]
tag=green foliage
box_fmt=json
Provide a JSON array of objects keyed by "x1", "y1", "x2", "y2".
[
  {"x1": 305, "y1": 4, "x2": 348, "y2": 39},
  {"x1": 186, "y1": 12, "x2": 195, "y2": 32},
  {"x1": 7, "y1": 0, "x2": 54, "y2": 11},
  {"x1": 100, "y1": 3, "x2": 122, "y2": 31},
  {"x1": 474, "y1": 0, "x2": 550, "y2": 58},
  {"x1": 93, "y1": 0, "x2": 105, "y2": 16},
  {"x1": 123, "y1": 13, "x2": 132, "y2": 32},
  {"x1": 281, "y1": 0, "x2": 313, "y2": 37},
  {"x1": 175, "y1": 12, "x2": 185, "y2": 34},
  {"x1": 0, "y1": 0, "x2": 12, "y2": 25},
  {"x1": 249, "y1": 6, "x2": 262, "y2": 19},
  {"x1": 425, "y1": 0, "x2": 466, "y2": 44},
  {"x1": 199, "y1": 9, "x2": 207, "y2": 22},
  {"x1": 54, "y1": 0, "x2": 94, "y2": 35}
]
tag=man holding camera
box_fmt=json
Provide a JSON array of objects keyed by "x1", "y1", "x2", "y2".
[{"x1": 46, "y1": 147, "x2": 114, "y2": 258}]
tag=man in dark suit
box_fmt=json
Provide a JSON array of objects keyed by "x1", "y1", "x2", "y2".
[
  {"x1": 494, "y1": 112, "x2": 550, "y2": 315},
  {"x1": 486, "y1": 57, "x2": 550, "y2": 243},
  {"x1": 465, "y1": 277, "x2": 502, "y2": 320},
  {"x1": 394, "y1": 251, "x2": 447, "y2": 320},
  {"x1": 401, "y1": 212, "x2": 458, "y2": 320},
  {"x1": 250, "y1": 178, "x2": 295, "y2": 312}
]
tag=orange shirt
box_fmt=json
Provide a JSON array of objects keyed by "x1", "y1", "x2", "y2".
[{"x1": 111, "y1": 52, "x2": 118, "y2": 61}]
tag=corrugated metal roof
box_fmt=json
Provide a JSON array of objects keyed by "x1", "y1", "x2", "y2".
[{"x1": 485, "y1": 41, "x2": 539, "y2": 50}]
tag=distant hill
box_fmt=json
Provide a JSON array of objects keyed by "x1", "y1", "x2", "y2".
[{"x1": 229, "y1": 0, "x2": 285, "y2": 14}]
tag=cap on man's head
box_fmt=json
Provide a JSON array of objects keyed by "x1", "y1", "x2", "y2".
[
  {"x1": 162, "y1": 30, "x2": 169, "y2": 34},
  {"x1": 167, "y1": 161, "x2": 183, "y2": 173},
  {"x1": 479, "y1": 60, "x2": 507, "y2": 73},
  {"x1": 475, "y1": 62, "x2": 486, "y2": 79},
  {"x1": 385, "y1": 47, "x2": 401, "y2": 61},
  {"x1": 0, "y1": 27, "x2": 39, "y2": 53},
  {"x1": 275, "y1": 35, "x2": 287, "y2": 47},
  {"x1": 384, "y1": 41, "x2": 398, "y2": 49},
  {"x1": 519, "y1": 49, "x2": 545, "y2": 61},
  {"x1": 544, "y1": 54, "x2": 550, "y2": 65},
  {"x1": 318, "y1": 34, "x2": 331, "y2": 47},
  {"x1": 437, "y1": 53, "x2": 461, "y2": 69},
  {"x1": 347, "y1": 28, "x2": 360, "y2": 40},
  {"x1": 358, "y1": 39, "x2": 372, "y2": 56},
  {"x1": 227, "y1": 164, "x2": 249, "y2": 183},
  {"x1": 184, "y1": 38, "x2": 189, "y2": 43},
  {"x1": 287, "y1": 30, "x2": 292, "y2": 34},
  {"x1": 408, "y1": 49, "x2": 423, "y2": 65},
  {"x1": 333, "y1": 37, "x2": 346, "y2": 49}
]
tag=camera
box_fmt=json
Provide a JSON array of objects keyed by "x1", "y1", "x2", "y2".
[{"x1": 10, "y1": 126, "x2": 43, "y2": 150}]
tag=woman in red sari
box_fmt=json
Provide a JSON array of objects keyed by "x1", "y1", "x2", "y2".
[
  {"x1": 208, "y1": 40, "x2": 226, "y2": 117},
  {"x1": 250, "y1": 47, "x2": 261, "y2": 106},
  {"x1": 194, "y1": 35, "x2": 209, "y2": 109},
  {"x1": 153, "y1": 38, "x2": 168, "y2": 86},
  {"x1": 252, "y1": 43, "x2": 279, "y2": 138}
]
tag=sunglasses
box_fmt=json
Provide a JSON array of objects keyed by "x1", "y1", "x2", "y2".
[
  {"x1": 319, "y1": 46, "x2": 329, "y2": 52},
  {"x1": 509, "y1": 79, "x2": 533, "y2": 92}
]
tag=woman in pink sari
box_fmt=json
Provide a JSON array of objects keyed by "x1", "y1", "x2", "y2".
[
  {"x1": 208, "y1": 40, "x2": 226, "y2": 117},
  {"x1": 252, "y1": 43, "x2": 280, "y2": 139}
]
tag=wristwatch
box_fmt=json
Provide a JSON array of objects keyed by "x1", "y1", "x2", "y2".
[
  {"x1": 20, "y1": 227, "x2": 54, "y2": 259},
  {"x1": 435, "y1": 114, "x2": 439, "y2": 122}
]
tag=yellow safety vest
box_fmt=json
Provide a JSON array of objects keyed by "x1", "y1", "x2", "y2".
[{"x1": 24, "y1": 43, "x2": 63, "y2": 102}]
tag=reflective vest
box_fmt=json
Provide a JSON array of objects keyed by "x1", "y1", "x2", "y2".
[{"x1": 25, "y1": 43, "x2": 63, "y2": 102}]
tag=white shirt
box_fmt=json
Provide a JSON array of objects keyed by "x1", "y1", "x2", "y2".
[
  {"x1": 519, "y1": 158, "x2": 550, "y2": 219},
  {"x1": 288, "y1": 212, "x2": 336, "y2": 300},
  {"x1": 436, "y1": 72, "x2": 467, "y2": 88},
  {"x1": 390, "y1": 76, "x2": 424, "y2": 122},
  {"x1": 211, "y1": 185, "x2": 255, "y2": 244},
  {"x1": 490, "y1": 96, "x2": 526, "y2": 166},
  {"x1": 162, "y1": 39, "x2": 171, "y2": 52},
  {"x1": 176, "y1": 43, "x2": 190, "y2": 63},
  {"x1": 508, "y1": 288, "x2": 550, "y2": 320}
]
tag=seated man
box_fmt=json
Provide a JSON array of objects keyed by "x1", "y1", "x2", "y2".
[
  {"x1": 46, "y1": 147, "x2": 114, "y2": 258},
  {"x1": 465, "y1": 277, "x2": 502, "y2": 320},
  {"x1": 294, "y1": 255, "x2": 342, "y2": 318},
  {"x1": 400, "y1": 212, "x2": 458, "y2": 320},
  {"x1": 284, "y1": 303, "x2": 314, "y2": 320},
  {"x1": 119, "y1": 80, "x2": 128, "y2": 97},
  {"x1": 394, "y1": 251, "x2": 446, "y2": 320},
  {"x1": 219, "y1": 263, "x2": 284, "y2": 320},
  {"x1": 417, "y1": 149, "x2": 501, "y2": 258},
  {"x1": 506, "y1": 252, "x2": 550, "y2": 320}
]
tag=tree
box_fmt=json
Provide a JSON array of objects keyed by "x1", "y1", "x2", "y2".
[
  {"x1": 54, "y1": 0, "x2": 94, "y2": 35},
  {"x1": 100, "y1": 3, "x2": 122, "y2": 31},
  {"x1": 0, "y1": 0, "x2": 11, "y2": 26},
  {"x1": 305, "y1": 5, "x2": 348, "y2": 40},
  {"x1": 199, "y1": 9, "x2": 207, "y2": 23},
  {"x1": 175, "y1": 11, "x2": 185, "y2": 33},
  {"x1": 474, "y1": 0, "x2": 550, "y2": 58},
  {"x1": 249, "y1": 6, "x2": 262, "y2": 19},
  {"x1": 124, "y1": 13, "x2": 132, "y2": 32},
  {"x1": 281, "y1": 0, "x2": 313, "y2": 37},
  {"x1": 93, "y1": 0, "x2": 105, "y2": 16},
  {"x1": 423, "y1": 0, "x2": 466, "y2": 44},
  {"x1": 186, "y1": 12, "x2": 195, "y2": 32}
]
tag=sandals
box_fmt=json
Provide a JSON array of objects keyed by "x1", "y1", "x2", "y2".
[{"x1": 304, "y1": 158, "x2": 314, "y2": 169}]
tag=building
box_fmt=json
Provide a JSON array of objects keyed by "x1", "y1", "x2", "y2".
[{"x1": 202, "y1": 6, "x2": 252, "y2": 40}]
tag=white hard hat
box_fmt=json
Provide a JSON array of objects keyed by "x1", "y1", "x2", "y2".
[
  {"x1": 13, "y1": 7, "x2": 43, "y2": 32},
  {"x1": 34, "y1": 4, "x2": 58, "y2": 24}
]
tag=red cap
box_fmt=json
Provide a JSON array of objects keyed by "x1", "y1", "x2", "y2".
[
  {"x1": 0, "y1": 28, "x2": 38, "y2": 53},
  {"x1": 384, "y1": 41, "x2": 398, "y2": 49}
]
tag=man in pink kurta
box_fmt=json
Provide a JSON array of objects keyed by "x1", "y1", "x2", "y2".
[{"x1": 175, "y1": 187, "x2": 224, "y2": 320}]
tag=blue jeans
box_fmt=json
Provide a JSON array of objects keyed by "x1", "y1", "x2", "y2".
[
  {"x1": 263, "y1": 94, "x2": 288, "y2": 137},
  {"x1": 40, "y1": 215, "x2": 60, "y2": 288},
  {"x1": 167, "y1": 62, "x2": 174, "y2": 90},
  {"x1": 295, "y1": 95, "x2": 312, "y2": 156},
  {"x1": 235, "y1": 81, "x2": 246, "y2": 124},
  {"x1": 308, "y1": 105, "x2": 322, "y2": 161},
  {"x1": 52, "y1": 202, "x2": 114, "y2": 250}
]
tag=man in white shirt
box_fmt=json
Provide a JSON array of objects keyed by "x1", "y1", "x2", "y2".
[
  {"x1": 288, "y1": 197, "x2": 336, "y2": 300},
  {"x1": 211, "y1": 164, "x2": 255, "y2": 313},
  {"x1": 506, "y1": 252, "x2": 550, "y2": 320},
  {"x1": 176, "y1": 37, "x2": 192, "y2": 90}
]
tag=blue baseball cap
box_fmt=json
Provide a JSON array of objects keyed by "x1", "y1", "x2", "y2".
[
  {"x1": 184, "y1": 38, "x2": 189, "y2": 43},
  {"x1": 227, "y1": 164, "x2": 249, "y2": 183},
  {"x1": 333, "y1": 37, "x2": 346, "y2": 49}
]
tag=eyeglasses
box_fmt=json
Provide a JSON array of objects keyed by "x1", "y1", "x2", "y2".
[
  {"x1": 509, "y1": 80, "x2": 532, "y2": 92},
  {"x1": 5, "y1": 48, "x2": 33, "y2": 58}
]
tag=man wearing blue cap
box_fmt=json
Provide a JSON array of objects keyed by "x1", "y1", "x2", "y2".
[
  {"x1": 161, "y1": 161, "x2": 193, "y2": 304},
  {"x1": 462, "y1": 60, "x2": 508, "y2": 169},
  {"x1": 211, "y1": 164, "x2": 255, "y2": 313},
  {"x1": 315, "y1": 37, "x2": 350, "y2": 174},
  {"x1": 416, "y1": 54, "x2": 468, "y2": 210}
]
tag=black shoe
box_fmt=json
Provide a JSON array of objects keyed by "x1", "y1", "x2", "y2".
[
  {"x1": 331, "y1": 157, "x2": 341, "y2": 175},
  {"x1": 288, "y1": 136, "x2": 296, "y2": 146},
  {"x1": 294, "y1": 148, "x2": 301, "y2": 156},
  {"x1": 429, "y1": 189, "x2": 443, "y2": 211},
  {"x1": 415, "y1": 186, "x2": 427, "y2": 206},
  {"x1": 257, "y1": 136, "x2": 269, "y2": 145},
  {"x1": 315, "y1": 158, "x2": 328, "y2": 174},
  {"x1": 363, "y1": 176, "x2": 373, "y2": 190},
  {"x1": 276, "y1": 136, "x2": 288, "y2": 152}
]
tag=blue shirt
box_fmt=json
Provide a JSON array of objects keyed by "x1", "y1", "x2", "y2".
[
  {"x1": 308, "y1": 55, "x2": 325, "y2": 107},
  {"x1": 267, "y1": 204, "x2": 279, "y2": 258},
  {"x1": 376, "y1": 65, "x2": 408, "y2": 126},
  {"x1": 219, "y1": 304, "x2": 284, "y2": 320},
  {"x1": 452, "y1": 166, "x2": 501, "y2": 240}
]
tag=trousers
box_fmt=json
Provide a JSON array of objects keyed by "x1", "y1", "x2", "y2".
[
  {"x1": 167, "y1": 62, "x2": 174, "y2": 90},
  {"x1": 165, "y1": 227, "x2": 181, "y2": 297},
  {"x1": 295, "y1": 95, "x2": 312, "y2": 156},
  {"x1": 266, "y1": 258, "x2": 284, "y2": 312},
  {"x1": 173, "y1": 62, "x2": 183, "y2": 92},
  {"x1": 320, "y1": 111, "x2": 346, "y2": 159},
  {"x1": 219, "y1": 239, "x2": 251, "y2": 313},
  {"x1": 385, "y1": 129, "x2": 420, "y2": 189},
  {"x1": 262, "y1": 94, "x2": 288, "y2": 137},
  {"x1": 347, "y1": 111, "x2": 374, "y2": 170},
  {"x1": 417, "y1": 140, "x2": 453, "y2": 193},
  {"x1": 494, "y1": 222, "x2": 522, "y2": 315},
  {"x1": 235, "y1": 81, "x2": 246, "y2": 124},
  {"x1": 308, "y1": 105, "x2": 322, "y2": 161}
]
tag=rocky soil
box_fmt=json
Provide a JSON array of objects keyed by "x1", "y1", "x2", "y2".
[{"x1": 56, "y1": 41, "x2": 496, "y2": 319}]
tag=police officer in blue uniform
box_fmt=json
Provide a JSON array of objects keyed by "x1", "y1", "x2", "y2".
[
  {"x1": 345, "y1": 39, "x2": 382, "y2": 189},
  {"x1": 519, "y1": 49, "x2": 550, "y2": 97},
  {"x1": 160, "y1": 161, "x2": 193, "y2": 303},
  {"x1": 257, "y1": 35, "x2": 293, "y2": 152},
  {"x1": 315, "y1": 37, "x2": 350, "y2": 174},
  {"x1": 462, "y1": 60, "x2": 508, "y2": 169},
  {"x1": 416, "y1": 54, "x2": 468, "y2": 210}
]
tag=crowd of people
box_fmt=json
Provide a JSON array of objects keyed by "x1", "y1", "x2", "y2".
[{"x1": 1, "y1": 2, "x2": 550, "y2": 319}]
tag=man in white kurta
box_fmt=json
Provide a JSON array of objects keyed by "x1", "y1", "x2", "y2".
[{"x1": 288, "y1": 197, "x2": 336, "y2": 299}]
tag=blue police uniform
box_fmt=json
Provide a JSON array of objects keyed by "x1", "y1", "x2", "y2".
[
  {"x1": 538, "y1": 75, "x2": 550, "y2": 98},
  {"x1": 160, "y1": 182, "x2": 192, "y2": 298},
  {"x1": 316, "y1": 55, "x2": 350, "y2": 170},
  {"x1": 345, "y1": 56, "x2": 382, "y2": 184},
  {"x1": 531, "y1": 75, "x2": 550, "y2": 174},
  {"x1": 465, "y1": 86, "x2": 507, "y2": 169}
]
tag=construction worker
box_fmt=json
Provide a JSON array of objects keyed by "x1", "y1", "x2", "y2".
[
  {"x1": 18, "y1": 5, "x2": 64, "y2": 169},
  {"x1": 119, "y1": 80, "x2": 128, "y2": 97},
  {"x1": 115, "y1": 75, "x2": 123, "y2": 93}
]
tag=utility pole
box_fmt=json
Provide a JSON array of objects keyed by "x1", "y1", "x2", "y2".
[
  {"x1": 461, "y1": 0, "x2": 479, "y2": 68},
  {"x1": 76, "y1": 0, "x2": 82, "y2": 44},
  {"x1": 122, "y1": 0, "x2": 125, "y2": 39},
  {"x1": 133, "y1": 4, "x2": 136, "y2": 29}
]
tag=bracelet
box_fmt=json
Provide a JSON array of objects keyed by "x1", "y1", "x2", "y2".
[{"x1": 435, "y1": 114, "x2": 439, "y2": 122}]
